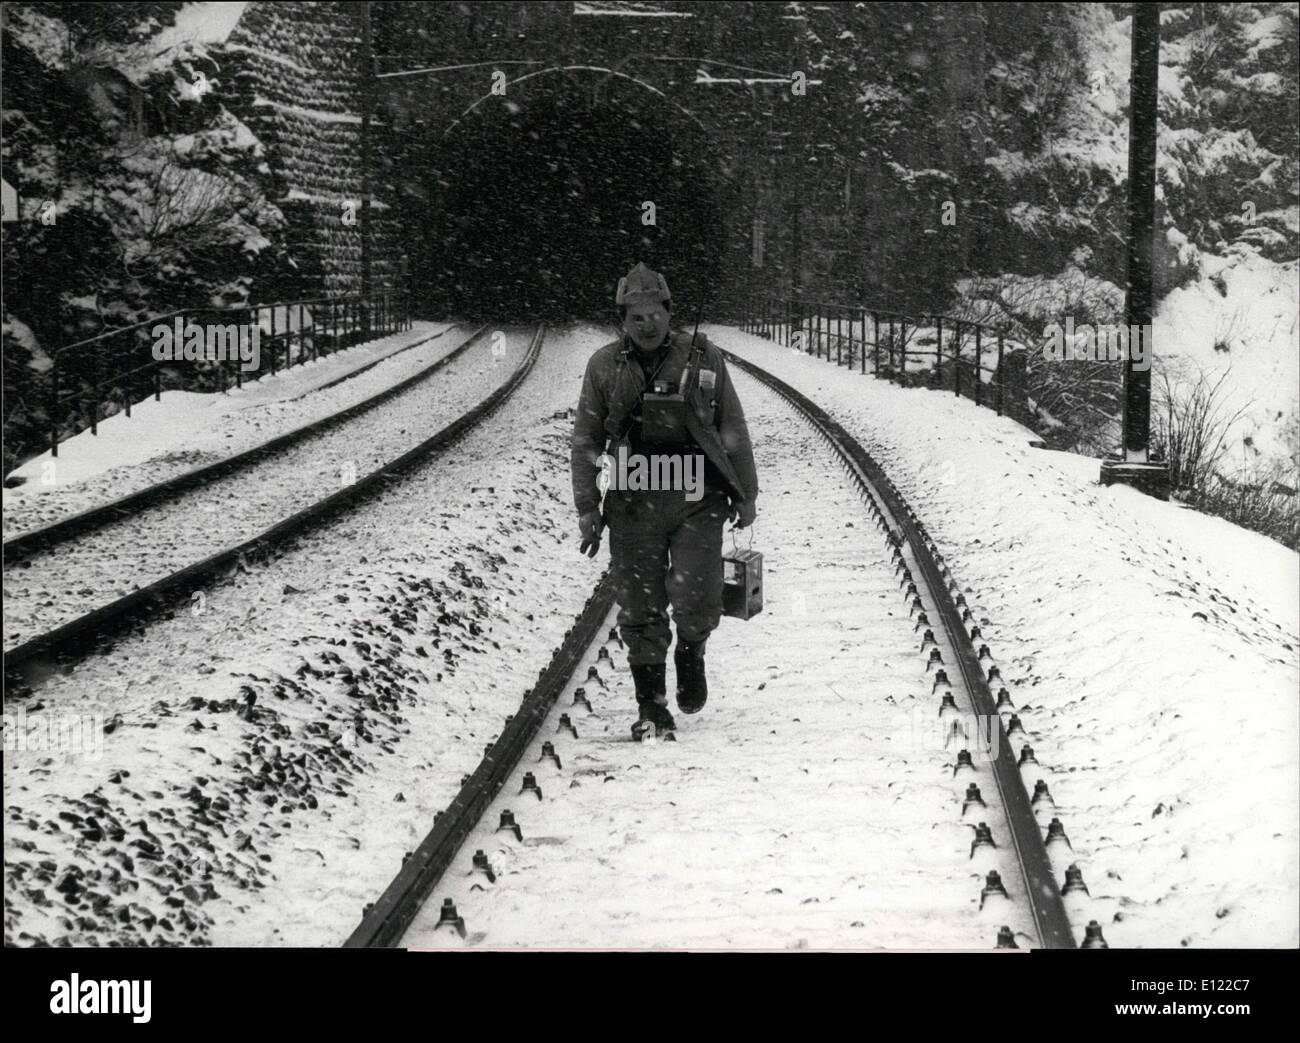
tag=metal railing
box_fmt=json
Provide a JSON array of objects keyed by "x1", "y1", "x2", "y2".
[
  {"x1": 740, "y1": 296, "x2": 1030, "y2": 419},
  {"x1": 47, "y1": 291, "x2": 410, "y2": 456}
]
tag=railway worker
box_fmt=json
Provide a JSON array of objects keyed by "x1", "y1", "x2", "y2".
[{"x1": 570, "y1": 262, "x2": 759, "y2": 739}]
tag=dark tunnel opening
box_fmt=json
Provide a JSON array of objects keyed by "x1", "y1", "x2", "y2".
[{"x1": 406, "y1": 82, "x2": 732, "y2": 324}]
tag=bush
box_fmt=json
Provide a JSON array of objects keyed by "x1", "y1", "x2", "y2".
[
  {"x1": 1193, "y1": 471, "x2": 1300, "y2": 550},
  {"x1": 1152, "y1": 364, "x2": 1250, "y2": 492},
  {"x1": 1153, "y1": 363, "x2": 1299, "y2": 548}
]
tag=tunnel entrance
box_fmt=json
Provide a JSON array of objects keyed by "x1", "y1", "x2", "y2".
[{"x1": 406, "y1": 73, "x2": 733, "y2": 323}]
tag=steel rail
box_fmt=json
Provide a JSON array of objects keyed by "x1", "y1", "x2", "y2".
[
  {"x1": 343, "y1": 345, "x2": 1074, "y2": 950},
  {"x1": 3, "y1": 325, "x2": 545, "y2": 692},
  {"x1": 344, "y1": 574, "x2": 617, "y2": 948},
  {"x1": 721, "y1": 348, "x2": 1076, "y2": 950},
  {"x1": 4, "y1": 326, "x2": 485, "y2": 563}
]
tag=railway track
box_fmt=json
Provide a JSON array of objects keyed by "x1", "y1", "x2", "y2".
[
  {"x1": 346, "y1": 351, "x2": 1097, "y2": 950},
  {"x1": 723, "y1": 350, "x2": 1078, "y2": 950},
  {"x1": 3, "y1": 324, "x2": 546, "y2": 692},
  {"x1": 2, "y1": 325, "x2": 479, "y2": 559}
]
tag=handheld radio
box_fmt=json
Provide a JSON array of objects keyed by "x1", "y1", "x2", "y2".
[{"x1": 638, "y1": 299, "x2": 704, "y2": 446}]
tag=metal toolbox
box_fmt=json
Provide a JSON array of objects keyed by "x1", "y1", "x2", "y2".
[{"x1": 722, "y1": 547, "x2": 763, "y2": 620}]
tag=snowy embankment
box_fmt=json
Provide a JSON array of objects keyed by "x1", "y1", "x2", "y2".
[
  {"x1": 1154, "y1": 254, "x2": 1299, "y2": 474},
  {"x1": 712, "y1": 324, "x2": 1300, "y2": 948},
  {"x1": 2, "y1": 322, "x2": 460, "y2": 537}
]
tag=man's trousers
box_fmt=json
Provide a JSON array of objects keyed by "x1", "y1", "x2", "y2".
[{"x1": 605, "y1": 488, "x2": 729, "y2": 666}]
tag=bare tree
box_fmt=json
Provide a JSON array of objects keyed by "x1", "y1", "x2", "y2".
[{"x1": 106, "y1": 142, "x2": 255, "y2": 283}]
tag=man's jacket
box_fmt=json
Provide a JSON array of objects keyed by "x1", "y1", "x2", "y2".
[{"x1": 571, "y1": 331, "x2": 759, "y2": 516}]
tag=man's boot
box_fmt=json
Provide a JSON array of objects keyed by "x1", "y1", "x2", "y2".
[
  {"x1": 630, "y1": 663, "x2": 675, "y2": 739},
  {"x1": 674, "y1": 638, "x2": 708, "y2": 714}
]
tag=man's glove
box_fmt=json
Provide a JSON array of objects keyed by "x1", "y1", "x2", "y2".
[
  {"x1": 578, "y1": 510, "x2": 605, "y2": 557},
  {"x1": 729, "y1": 498, "x2": 757, "y2": 529}
]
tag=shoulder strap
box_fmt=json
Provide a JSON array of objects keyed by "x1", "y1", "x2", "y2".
[{"x1": 603, "y1": 341, "x2": 675, "y2": 450}]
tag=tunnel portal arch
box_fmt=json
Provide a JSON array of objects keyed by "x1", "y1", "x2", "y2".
[{"x1": 401, "y1": 64, "x2": 743, "y2": 322}]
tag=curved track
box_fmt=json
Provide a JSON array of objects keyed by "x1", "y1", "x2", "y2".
[{"x1": 724, "y1": 350, "x2": 1075, "y2": 949}]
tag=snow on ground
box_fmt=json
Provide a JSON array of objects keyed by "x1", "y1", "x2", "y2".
[
  {"x1": 3, "y1": 325, "x2": 608, "y2": 947},
  {"x1": 2, "y1": 322, "x2": 460, "y2": 536},
  {"x1": 709, "y1": 324, "x2": 1300, "y2": 948},
  {"x1": 1154, "y1": 254, "x2": 1300, "y2": 473},
  {"x1": 403, "y1": 371, "x2": 1032, "y2": 950},
  {"x1": 5, "y1": 322, "x2": 1295, "y2": 948}
]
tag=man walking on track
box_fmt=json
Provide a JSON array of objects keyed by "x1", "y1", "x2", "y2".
[{"x1": 571, "y1": 262, "x2": 759, "y2": 740}]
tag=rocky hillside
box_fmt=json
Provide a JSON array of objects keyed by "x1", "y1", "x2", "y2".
[
  {"x1": 4, "y1": 2, "x2": 1296, "y2": 500},
  {"x1": 2, "y1": 1, "x2": 289, "y2": 473}
]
